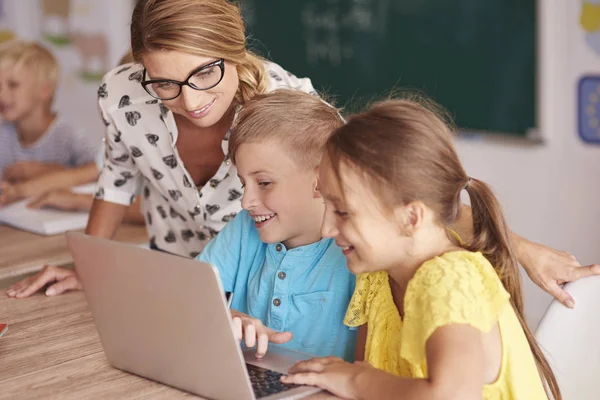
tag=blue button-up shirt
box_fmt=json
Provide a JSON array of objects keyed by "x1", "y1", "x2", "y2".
[{"x1": 197, "y1": 210, "x2": 356, "y2": 361}]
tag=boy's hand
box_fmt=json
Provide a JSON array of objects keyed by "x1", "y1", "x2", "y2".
[
  {"x1": 3, "y1": 161, "x2": 50, "y2": 183},
  {"x1": 0, "y1": 181, "x2": 22, "y2": 206},
  {"x1": 230, "y1": 310, "x2": 293, "y2": 358},
  {"x1": 28, "y1": 189, "x2": 83, "y2": 211},
  {"x1": 6, "y1": 265, "x2": 82, "y2": 298}
]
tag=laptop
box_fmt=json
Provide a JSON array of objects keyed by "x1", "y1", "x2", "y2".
[{"x1": 66, "y1": 231, "x2": 322, "y2": 400}]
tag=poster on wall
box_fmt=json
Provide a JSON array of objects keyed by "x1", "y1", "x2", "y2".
[
  {"x1": 578, "y1": 0, "x2": 600, "y2": 144},
  {"x1": 0, "y1": 0, "x2": 15, "y2": 43},
  {"x1": 40, "y1": 0, "x2": 110, "y2": 82}
]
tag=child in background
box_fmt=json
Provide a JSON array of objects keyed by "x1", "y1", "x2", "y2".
[
  {"x1": 197, "y1": 89, "x2": 357, "y2": 361},
  {"x1": 0, "y1": 40, "x2": 98, "y2": 205},
  {"x1": 283, "y1": 98, "x2": 561, "y2": 400},
  {"x1": 23, "y1": 50, "x2": 144, "y2": 225}
]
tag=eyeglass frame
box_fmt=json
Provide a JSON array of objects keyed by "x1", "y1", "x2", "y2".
[{"x1": 141, "y1": 58, "x2": 225, "y2": 101}]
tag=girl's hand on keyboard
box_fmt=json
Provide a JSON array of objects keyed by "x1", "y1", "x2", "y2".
[
  {"x1": 282, "y1": 357, "x2": 374, "y2": 399},
  {"x1": 230, "y1": 310, "x2": 293, "y2": 358}
]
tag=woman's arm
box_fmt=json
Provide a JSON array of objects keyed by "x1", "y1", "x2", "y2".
[
  {"x1": 7, "y1": 197, "x2": 138, "y2": 299},
  {"x1": 123, "y1": 197, "x2": 145, "y2": 224},
  {"x1": 86, "y1": 198, "x2": 129, "y2": 238},
  {"x1": 2, "y1": 160, "x2": 67, "y2": 183},
  {"x1": 0, "y1": 163, "x2": 98, "y2": 206},
  {"x1": 452, "y1": 204, "x2": 600, "y2": 307},
  {"x1": 26, "y1": 191, "x2": 144, "y2": 225}
]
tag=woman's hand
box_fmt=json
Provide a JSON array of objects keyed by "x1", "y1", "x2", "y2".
[
  {"x1": 517, "y1": 236, "x2": 600, "y2": 308},
  {"x1": 282, "y1": 357, "x2": 374, "y2": 400},
  {"x1": 6, "y1": 265, "x2": 82, "y2": 298},
  {"x1": 230, "y1": 310, "x2": 292, "y2": 358},
  {"x1": 3, "y1": 161, "x2": 58, "y2": 183}
]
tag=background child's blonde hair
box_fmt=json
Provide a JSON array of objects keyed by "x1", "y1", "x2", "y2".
[
  {"x1": 229, "y1": 90, "x2": 344, "y2": 170},
  {"x1": 0, "y1": 40, "x2": 59, "y2": 92},
  {"x1": 130, "y1": 0, "x2": 268, "y2": 105}
]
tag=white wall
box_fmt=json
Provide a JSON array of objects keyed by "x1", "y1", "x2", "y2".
[
  {"x1": 455, "y1": 0, "x2": 600, "y2": 328},
  {"x1": 5, "y1": 0, "x2": 134, "y2": 144}
]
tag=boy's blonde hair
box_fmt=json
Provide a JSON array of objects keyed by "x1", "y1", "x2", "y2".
[
  {"x1": 0, "y1": 40, "x2": 59, "y2": 92},
  {"x1": 131, "y1": 0, "x2": 268, "y2": 105},
  {"x1": 229, "y1": 90, "x2": 344, "y2": 170}
]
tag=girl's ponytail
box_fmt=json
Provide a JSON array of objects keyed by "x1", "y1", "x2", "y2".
[{"x1": 464, "y1": 177, "x2": 561, "y2": 400}]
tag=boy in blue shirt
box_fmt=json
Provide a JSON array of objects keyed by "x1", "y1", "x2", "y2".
[{"x1": 197, "y1": 90, "x2": 356, "y2": 361}]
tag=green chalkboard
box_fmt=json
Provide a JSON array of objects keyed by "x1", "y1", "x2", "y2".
[{"x1": 241, "y1": 0, "x2": 536, "y2": 136}]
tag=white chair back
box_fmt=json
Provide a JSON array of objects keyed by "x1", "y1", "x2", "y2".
[{"x1": 535, "y1": 275, "x2": 600, "y2": 400}]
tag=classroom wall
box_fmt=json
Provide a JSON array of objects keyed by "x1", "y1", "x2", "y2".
[{"x1": 454, "y1": 0, "x2": 600, "y2": 329}]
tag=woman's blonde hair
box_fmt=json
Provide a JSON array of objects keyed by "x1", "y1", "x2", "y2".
[{"x1": 130, "y1": 0, "x2": 268, "y2": 104}]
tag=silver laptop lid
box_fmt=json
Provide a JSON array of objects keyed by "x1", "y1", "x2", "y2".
[{"x1": 67, "y1": 231, "x2": 254, "y2": 400}]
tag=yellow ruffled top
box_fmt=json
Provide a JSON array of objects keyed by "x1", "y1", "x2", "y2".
[{"x1": 344, "y1": 251, "x2": 548, "y2": 400}]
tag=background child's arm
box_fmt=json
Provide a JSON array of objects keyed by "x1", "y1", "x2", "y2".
[
  {"x1": 2, "y1": 160, "x2": 68, "y2": 183},
  {"x1": 452, "y1": 204, "x2": 600, "y2": 308},
  {"x1": 0, "y1": 163, "x2": 98, "y2": 205},
  {"x1": 27, "y1": 189, "x2": 94, "y2": 211},
  {"x1": 284, "y1": 324, "x2": 486, "y2": 400},
  {"x1": 26, "y1": 191, "x2": 144, "y2": 225}
]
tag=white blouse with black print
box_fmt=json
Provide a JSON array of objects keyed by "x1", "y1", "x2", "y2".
[{"x1": 95, "y1": 60, "x2": 317, "y2": 258}]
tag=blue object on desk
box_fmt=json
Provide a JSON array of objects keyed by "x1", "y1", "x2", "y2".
[{"x1": 578, "y1": 75, "x2": 600, "y2": 144}]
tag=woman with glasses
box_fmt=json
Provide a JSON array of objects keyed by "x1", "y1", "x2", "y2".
[
  {"x1": 100, "y1": 1, "x2": 317, "y2": 254},
  {"x1": 87, "y1": 0, "x2": 318, "y2": 258},
  {"x1": 6, "y1": 0, "x2": 317, "y2": 297}
]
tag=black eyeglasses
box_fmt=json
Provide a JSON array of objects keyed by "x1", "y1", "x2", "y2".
[{"x1": 141, "y1": 59, "x2": 225, "y2": 101}]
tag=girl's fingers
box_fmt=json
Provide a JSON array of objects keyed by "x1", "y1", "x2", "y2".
[{"x1": 281, "y1": 372, "x2": 322, "y2": 387}]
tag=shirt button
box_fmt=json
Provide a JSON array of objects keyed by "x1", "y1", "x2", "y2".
[
  {"x1": 273, "y1": 298, "x2": 281, "y2": 307},
  {"x1": 275, "y1": 244, "x2": 283, "y2": 252},
  {"x1": 194, "y1": 205, "x2": 201, "y2": 213},
  {"x1": 277, "y1": 271, "x2": 286, "y2": 280},
  {"x1": 225, "y1": 160, "x2": 231, "y2": 166}
]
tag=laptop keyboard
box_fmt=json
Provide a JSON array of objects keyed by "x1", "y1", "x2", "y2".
[{"x1": 246, "y1": 363, "x2": 298, "y2": 398}]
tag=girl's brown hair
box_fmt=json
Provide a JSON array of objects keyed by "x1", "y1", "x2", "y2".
[
  {"x1": 130, "y1": 0, "x2": 268, "y2": 104},
  {"x1": 326, "y1": 97, "x2": 560, "y2": 400}
]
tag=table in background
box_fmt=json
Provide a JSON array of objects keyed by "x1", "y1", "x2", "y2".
[{"x1": 0, "y1": 224, "x2": 148, "y2": 280}]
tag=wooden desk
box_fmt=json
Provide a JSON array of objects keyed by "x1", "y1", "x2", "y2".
[
  {"x1": 0, "y1": 283, "x2": 337, "y2": 399},
  {"x1": 0, "y1": 224, "x2": 148, "y2": 280}
]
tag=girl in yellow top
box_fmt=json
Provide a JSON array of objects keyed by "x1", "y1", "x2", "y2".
[{"x1": 282, "y1": 98, "x2": 561, "y2": 400}]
